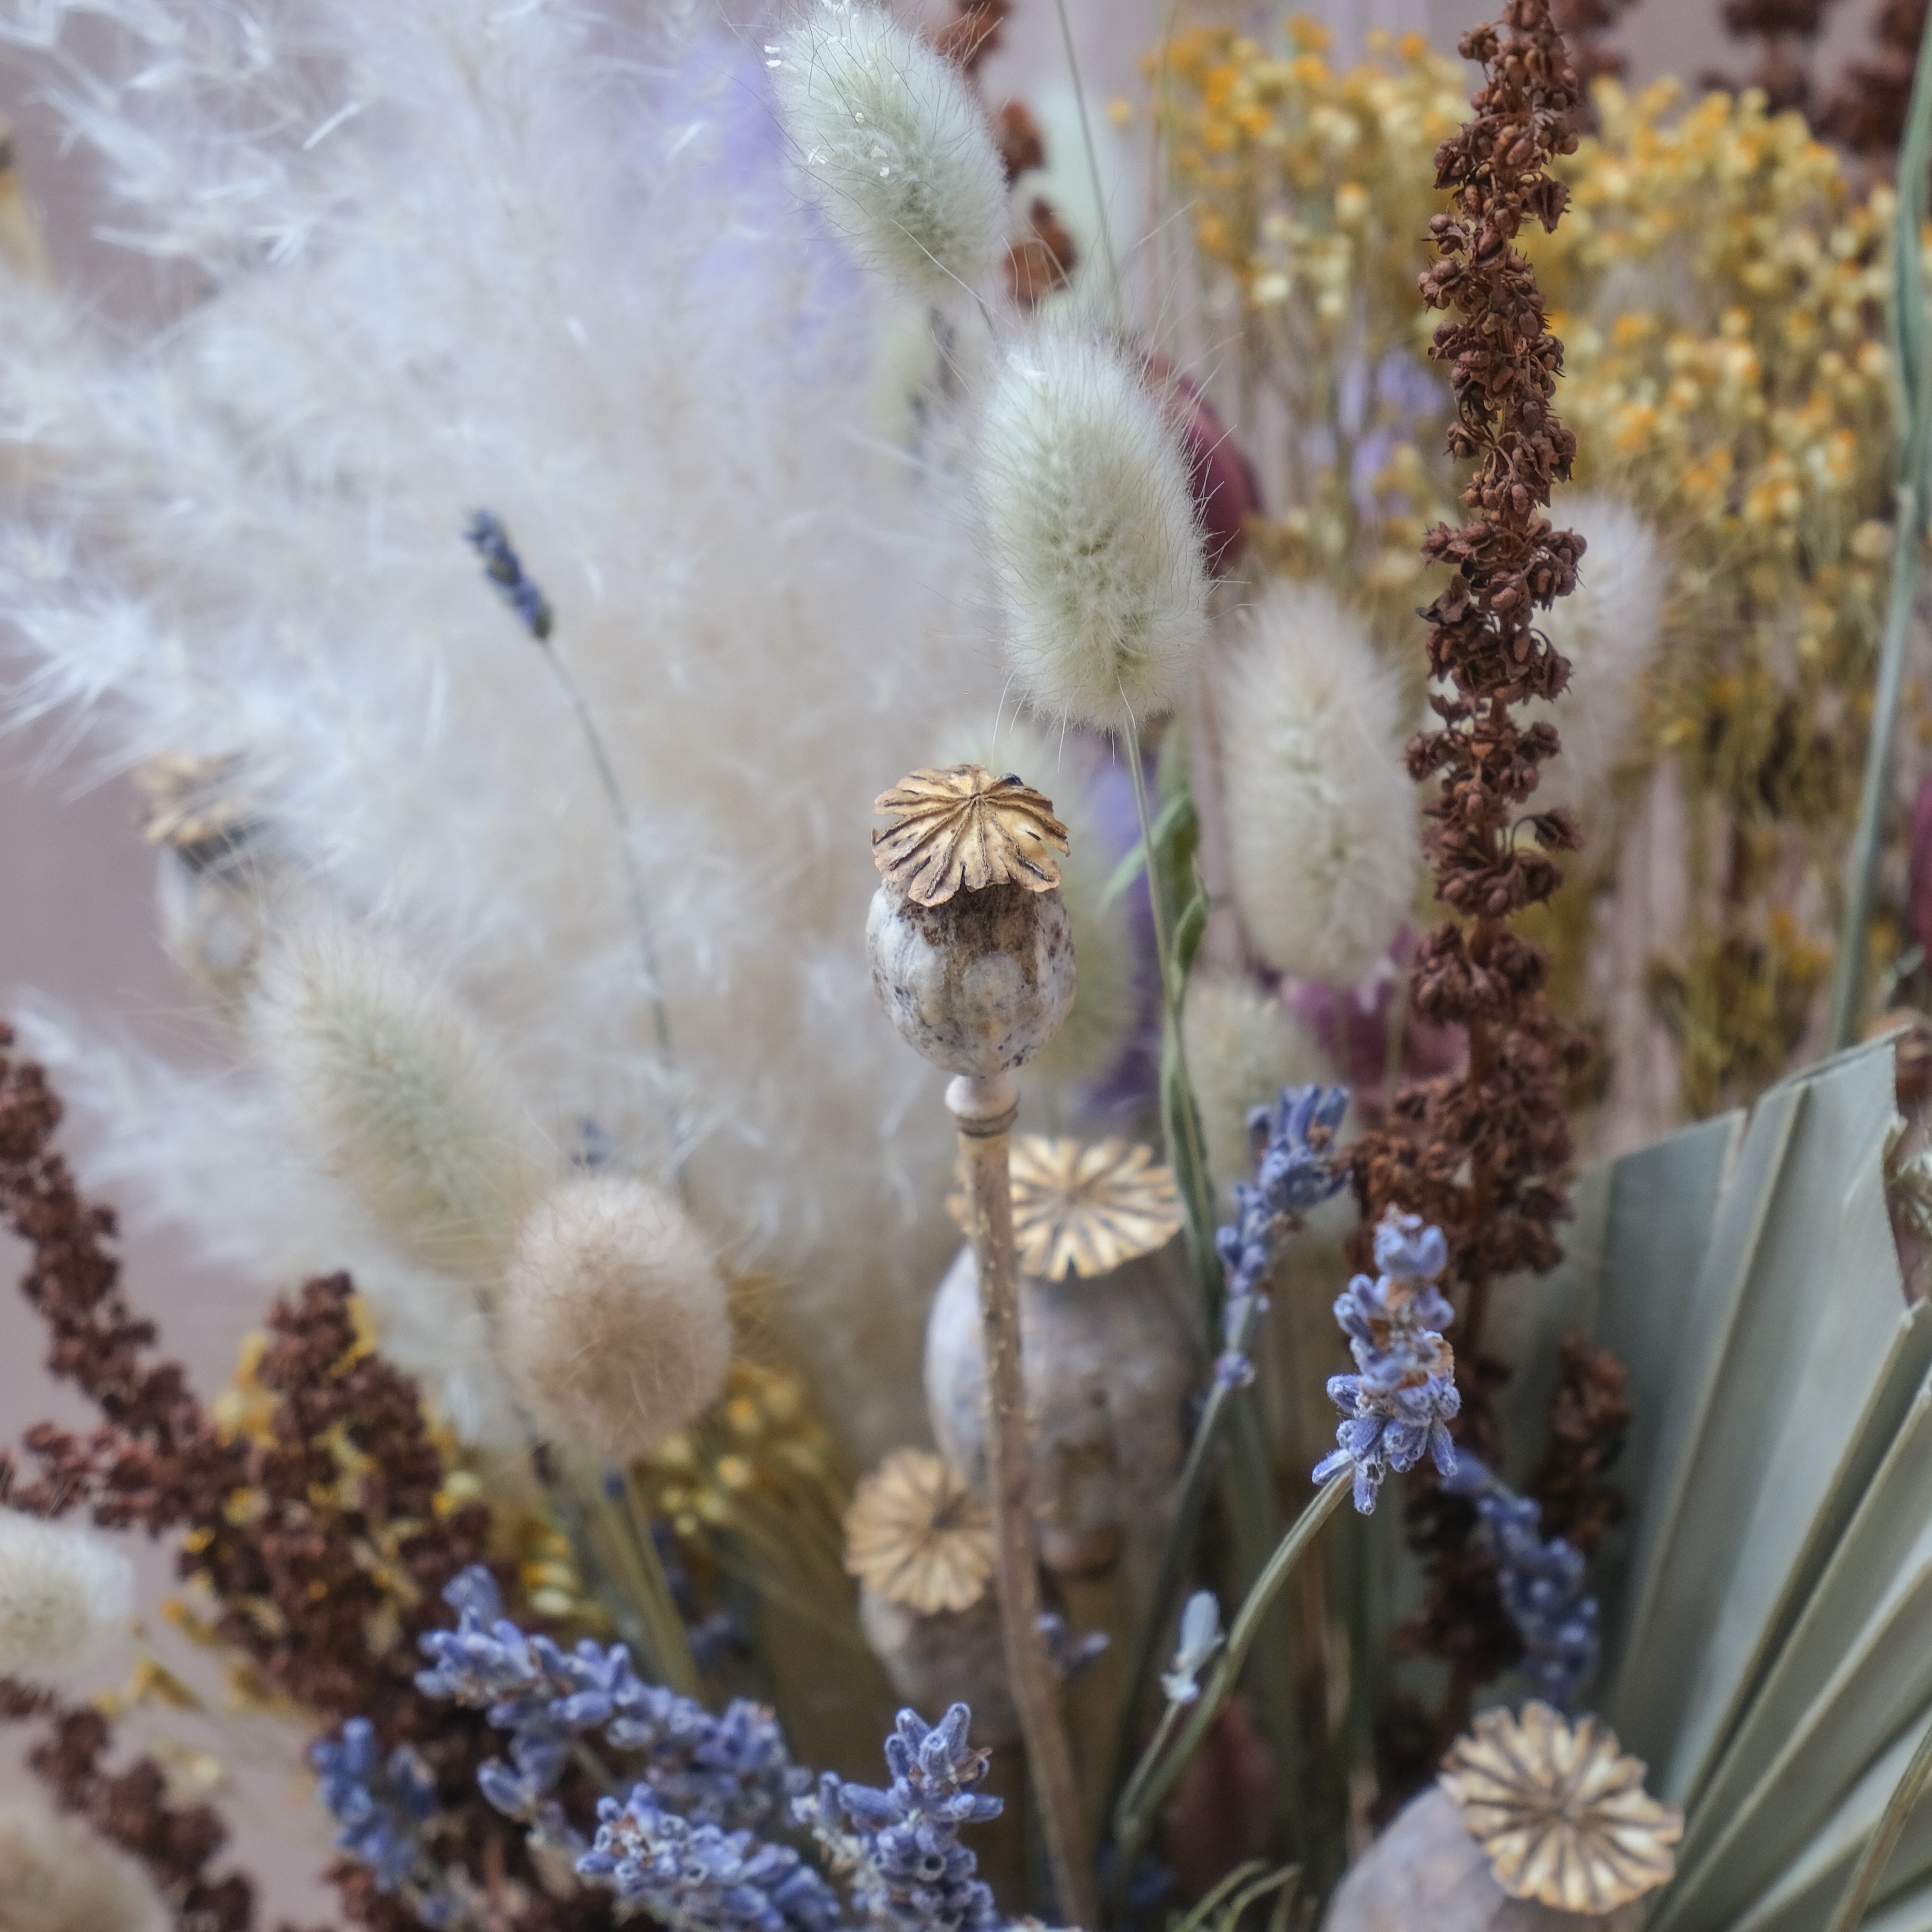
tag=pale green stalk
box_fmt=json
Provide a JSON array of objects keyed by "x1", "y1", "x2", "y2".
[
  {"x1": 1825, "y1": 1705, "x2": 1932, "y2": 1932},
  {"x1": 1827, "y1": 15, "x2": 1932, "y2": 1049},
  {"x1": 1049, "y1": 0, "x2": 1123, "y2": 317}
]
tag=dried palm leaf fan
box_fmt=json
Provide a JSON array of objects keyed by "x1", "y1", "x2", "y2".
[{"x1": 1481, "y1": 1034, "x2": 1932, "y2": 1930}]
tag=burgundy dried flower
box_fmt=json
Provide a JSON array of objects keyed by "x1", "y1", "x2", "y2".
[{"x1": 1143, "y1": 353, "x2": 1263, "y2": 574}]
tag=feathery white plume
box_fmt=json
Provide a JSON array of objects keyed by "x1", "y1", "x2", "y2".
[
  {"x1": 935, "y1": 716, "x2": 1138, "y2": 1089},
  {"x1": 250, "y1": 922, "x2": 548, "y2": 1281},
  {"x1": 1217, "y1": 582, "x2": 1419, "y2": 985},
  {"x1": 769, "y1": 0, "x2": 1008, "y2": 300},
  {"x1": 1524, "y1": 493, "x2": 1666, "y2": 832},
  {"x1": 1182, "y1": 968, "x2": 1333, "y2": 1203},
  {"x1": 976, "y1": 327, "x2": 1209, "y2": 730},
  {"x1": 0, "y1": 1797, "x2": 170, "y2": 1932},
  {"x1": 0, "y1": 1509, "x2": 133, "y2": 1685},
  {"x1": 500, "y1": 1175, "x2": 731, "y2": 1461},
  {"x1": 12, "y1": 1006, "x2": 522, "y2": 1447},
  {"x1": 0, "y1": 1, "x2": 1006, "y2": 1453}
]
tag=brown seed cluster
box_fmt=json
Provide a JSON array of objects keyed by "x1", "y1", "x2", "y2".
[
  {"x1": 1706, "y1": 0, "x2": 1840, "y2": 117},
  {"x1": 1351, "y1": 0, "x2": 1591, "y2": 1353},
  {"x1": 0, "y1": 1022, "x2": 609, "y2": 1931},
  {"x1": 1822, "y1": 0, "x2": 1926, "y2": 160}
]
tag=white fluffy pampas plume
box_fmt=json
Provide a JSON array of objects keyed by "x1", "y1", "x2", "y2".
[
  {"x1": 1217, "y1": 582, "x2": 1419, "y2": 986},
  {"x1": 976, "y1": 329, "x2": 1209, "y2": 730},
  {"x1": 250, "y1": 922, "x2": 547, "y2": 1281},
  {"x1": 0, "y1": 1798, "x2": 170, "y2": 1932},
  {"x1": 0, "y1": 0, "x2": 1013, "y2": 1451},
  {"x1": 501, "y1": 1176, "x2": 731, "y2": 1461},
  {"x1": 1525, "y1": 493, "x2": 1666, "y2": 831},
  {"x1": 0, "y1": 1509, "x2": 132, "y2": 1684},
  {"x1": 769, "y1": 0, "x2": 1008, "y2": 300}
]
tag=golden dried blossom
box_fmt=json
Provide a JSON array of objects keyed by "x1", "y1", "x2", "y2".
[
  {"x1": 1438, "y1": 1701, "x2": 1682, "y2": 1915},
  {"x1": 951, "y1": 1134, "x2": 1183, "y2": 1280},
  {"x1": 843, "y1": 1448, "x2": 994, "y2": 1615},
  {"x1": 872, "y1": 764, "x2": 1068, "y2": 906}
]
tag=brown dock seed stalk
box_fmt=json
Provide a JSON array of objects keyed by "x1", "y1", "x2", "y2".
[
  {"x1": 1347, "y1": 0, "x2": 1595, "y2": 1736},
  {"x1": 1351, "y1": 0, "x2": 1591, "y2": 1372}
]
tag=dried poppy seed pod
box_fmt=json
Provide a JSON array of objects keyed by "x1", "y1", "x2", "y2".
[
  {"x1": 866, "y1": 765, "x2": 1077, "y2": 1076},
  {"x1": 925, "y1": 1137, "x2": 1193, "y2": 1573}
]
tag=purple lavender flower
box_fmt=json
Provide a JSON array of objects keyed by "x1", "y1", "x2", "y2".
[
  {"x1": 1314, "y1": 1209, "x2": 1460, "y2": 1511},
  {"x1": 795, "y1": 1704, "x2": 1004, "y2": 1932},
  {"x1": 464, "y1": 509, "x2": 554, "y2": 640},
  {"x1": 1443, "y1": 1455, "x2": 1600, "y2": 1710},
  {"x1": 579, "y1": 1788, "x2": 842, "y2": 1932},
  {"x1": 1212, "y1": 1083, "x2": 1351, "y2": 1391},
  {"x1": 418, "y1": 1566, "x2": 806, "y2": 1838},
  {"x1": 311, "y1": 1717, "x2": 443, "y2": 1913}
]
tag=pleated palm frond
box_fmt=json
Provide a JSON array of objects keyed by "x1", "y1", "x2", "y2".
[{"x1": 1488, "y1": 1035, "x2": 1932, "y2": 1932}]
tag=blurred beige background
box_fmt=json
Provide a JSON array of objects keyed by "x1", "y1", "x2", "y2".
[{"x1": 0, "y1": 0, "x2": 1895, "y2": 1921}]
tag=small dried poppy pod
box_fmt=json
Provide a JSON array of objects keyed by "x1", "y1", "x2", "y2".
[
  {"x1": 844, "y1": 1449, "x2": 1018, "y2": 1742},
  {"x1": 866, "y1": 765, "x2": 1077, "y2": 1076},
  {"x1": 925, "y1": 1137, "x2": 1194, "y2": 1573}
]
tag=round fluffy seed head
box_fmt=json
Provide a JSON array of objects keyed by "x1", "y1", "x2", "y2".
[
  {"x1": 0, "y1": 1798, "x2": 171, "y2": 1932},
  {"x1": 0, "y1": 1510, "x2": 133, "y2": 1684},
  {"x1": 500, "y1": 1175, "x2": 731, "y2": 1461},
  {"x1": 769, "y1": 0, "x2": 1008, "y2": 299},
  {"x1": 1217, "y1": 582, "x2": 1419, "y2": 985},
  {"x1": 251, "y1": 922, "x2": 546, "y2": 1280},
  {"x1": 977, "y1": 328, "x2": 1210, "y2": 730},
  {"x1": 1521, "y1": 493, "x2": 1664, "y2": 832}
]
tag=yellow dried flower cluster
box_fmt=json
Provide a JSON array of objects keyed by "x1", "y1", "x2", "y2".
[
  {"x1": 1159, "y1": 21, "x2": 1917, "y2": 1117},
  {"x1": 632, "y1": 1358, "x2": 856, "y2": 1636},
  {"x1": 1156, "y1": 21, "x2": 1465, "y2": 629}
]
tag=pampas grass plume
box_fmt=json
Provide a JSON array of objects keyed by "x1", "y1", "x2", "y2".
[
  {"x1": 770, "y1": 0, "x2": 1007, "y2": 299},
  {"x1": 0, "y1": 1509, "x2": 133, "y2": 1684},
  {"x1": 500, "y1": 1175, "x2": 731, "y2": 1461},
  {"x1": 1182, "y1": 970, "x2": 1333, "y2": 1203},
  {"x1": 0, "y1": 1798, "x2": 170, "y2": 1932},
  {"x1": 977, "y1": 329, "x2": 1209, "y2": 730},
  {"x1": 1218, "y1": 583, "x2": 1418, "y2": 985},
  {"x1": 1527, "y1": 493, "x2": 1665, "y2": 830},
  {"x1": 251, "y1": 924, "x2": 546, "y2": 1282}
]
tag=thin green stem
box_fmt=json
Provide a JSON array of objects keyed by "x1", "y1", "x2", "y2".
[
  {"x1": 1050, "y1": 0, "x2": 1122, "y2": 317},
  {"x1": 537, "y1": 642, "x2": 688, "y2": 1186},
  {"x1": 586, "y1": 1471, "x2": 703, "y2": 1698},
  {"x1": 1826, "y1": 1705, "x2": 1932, "y2": 1932},
  {"x1": 1112, "y1": 1473, "x2": 1350, "y2": 1862}
]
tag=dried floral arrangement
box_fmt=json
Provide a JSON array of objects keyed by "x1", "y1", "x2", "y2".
[{"x1": 8, "y1": 1, "x2": 1932, "y2": 1931}]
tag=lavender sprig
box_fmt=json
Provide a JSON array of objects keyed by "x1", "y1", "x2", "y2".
[
  {"x1": 1313, "y1": 1210, "x2": 1460, "y2": 1512},
  {"x1": 464, "y1": 508, "x2": 553, "y2": 639},
  {"x1": 1443, "y1": 1455, "x2": 1600, "y2": 1710},
  {"x1": 795, "y1": 1704, "x2": 1003, "y2": 1932},
  {"x1": 310, "y1": 1717, "x2": 457, "y2": 1928},
  {"x1": 1211, "y1": 1083, "x2": 1350, "y2": 1390},
  {"x1": 417, "y1": 1566, "x2": 804, "y2": 1844}
]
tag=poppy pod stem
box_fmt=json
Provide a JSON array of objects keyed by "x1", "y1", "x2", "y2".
[{"x1": 948, "y1": 1071, "x2": 1096, "y2": 1931}]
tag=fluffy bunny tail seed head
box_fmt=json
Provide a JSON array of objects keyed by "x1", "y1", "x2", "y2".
[
  {"x1": 0, "y1": 1798, "x2": 171, "y2": 1932},
  {"x1": 1218, "y1": 582, "x2": 1419, "y2": 986},
  {"x1": 250, "y1": 922, "x2": 547, "y2": 1282},
  {"x1": 977, "y1": 328, "x2": 1210, "y2": 731},
  {"x1": 500, "y1": 1175, "x2": 731, "y2": 1461},
  {"x1": 770, "y1": 0, "x2": 1008, "y2": 299},
  {"x1": 0, "y1": 1510, "x2": 133, "y2": 1684}
]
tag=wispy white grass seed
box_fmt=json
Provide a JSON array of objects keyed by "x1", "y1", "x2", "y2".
[
  {"x1": 1217, "y1": 582, "x2": 1419, "y2": 985},
  {"x1": 0, "y1": 1509, "x2": 133, "y2": 1684},
  {"x1": 769, "y1": 0, "x2": 1008, "y2": 300},
  {"x1": 976, "y1": 329, "x2": 1209, "y2": 731},
  {"x1": 499, "y1": 1175, "x2": 731, "y2": 1461},
  {"x1": 250, "y1": 922, "x2": 547, "y2": 1282}
]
